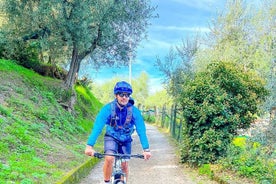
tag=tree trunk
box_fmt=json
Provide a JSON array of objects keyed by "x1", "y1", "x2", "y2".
[
  {"x1": 63, "y1": 45, "x2": 82, "y2": 112},
  {"x1": 65, "y1": 45, "x2": 81, "y2": 89}
]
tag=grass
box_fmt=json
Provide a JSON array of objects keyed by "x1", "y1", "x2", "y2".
[{"x1": 0, "y1": 59, "x2": 103, "y2": 183}]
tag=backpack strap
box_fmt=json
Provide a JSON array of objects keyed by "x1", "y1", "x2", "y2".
[
  {"x1": 124, "y1": 106, "x2": 133, "y2": 128},
  {"x1": 110, "y1": 101, "x2": 117, "y2": 127},
  {"x1": 109, "y1": 101, "x2": 133, "y2": 128}
]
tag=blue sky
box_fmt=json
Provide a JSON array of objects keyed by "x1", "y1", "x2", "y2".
[{"x1": 84, "y1": 0, "x2": 226, "y2": 93}]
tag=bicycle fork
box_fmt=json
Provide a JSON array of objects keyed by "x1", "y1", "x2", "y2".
[{"x1": 111, "y1": 158, "x2": 126, "y2": 184}]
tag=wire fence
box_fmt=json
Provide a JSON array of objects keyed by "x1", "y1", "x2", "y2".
[{"x1": 139, "y1": 104, "x2": 184, "y2": 142}]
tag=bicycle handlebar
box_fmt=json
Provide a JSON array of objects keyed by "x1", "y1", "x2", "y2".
[{"x1": 93, "y1": 152, "x2": 144, "y2": 159}]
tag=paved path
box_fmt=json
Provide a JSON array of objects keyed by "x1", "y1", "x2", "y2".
[{"x1": 79, "y1": 124, "x2": 217, "y2": 184}]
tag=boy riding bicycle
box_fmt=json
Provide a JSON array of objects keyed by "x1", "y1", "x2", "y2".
[{"x1": 85, "y1": 81, "x2": 151, "y2": 184}]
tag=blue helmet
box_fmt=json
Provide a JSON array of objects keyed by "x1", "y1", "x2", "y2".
[{"x1": 114, "y1": 81, "x2": 133, "y2": 94}]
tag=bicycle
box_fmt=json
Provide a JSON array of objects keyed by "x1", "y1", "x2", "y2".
[{"x1": 93, "y1": 152, "x2": 144, "y2": 184}]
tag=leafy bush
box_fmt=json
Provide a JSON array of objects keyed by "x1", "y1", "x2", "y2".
[
  {"x1": 0, "y1": 32, "x2": 40, "y2": 69},
  {"x1": 180, "y1": 62, "x2": 269, "y2": 165},
  {"x1": 220, "y1": 138, "x2": 276, "y2": 183},
  {"x1": 143, "y1": 114, "x2": 156, "y2": 123}
]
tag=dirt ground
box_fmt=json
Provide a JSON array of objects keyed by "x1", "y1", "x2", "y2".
[{"x1": 79, "y1": 124, "x2": 218, "y2": 184}]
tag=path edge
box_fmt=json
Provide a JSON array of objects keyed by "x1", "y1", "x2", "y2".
[{"x1": 55, "y1": 158, "x2": 98, "y2": 184}]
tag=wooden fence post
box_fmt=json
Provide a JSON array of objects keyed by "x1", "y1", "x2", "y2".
[
  {"x1": 177, "y1": 118, "x2": 183, "y2": 141},
  {"x1": 172, "y1": 104, "x2": 177, "y2": 138},
  {"x1": 161, "y1": 105, "x2": 166, "y2": 128},
  {"x1": 170, "y1": 105, "x2": 174, "y2": 136}
]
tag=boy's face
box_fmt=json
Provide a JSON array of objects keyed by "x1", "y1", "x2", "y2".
[{"x1": 116, "y1": 92, "x2": 130, "y2": 106}]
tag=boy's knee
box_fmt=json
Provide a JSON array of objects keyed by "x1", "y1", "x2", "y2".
[
  {"x1": 121, "y1": 162, "x2": 128, "y2": 171},
  {"x1": 105, "y1": 156, "x2": 114, "y2": 166}
]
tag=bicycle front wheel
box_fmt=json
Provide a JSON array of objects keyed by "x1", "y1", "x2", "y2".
[{"x1": 114, "y1": 181, "x2": 125, "y2": 184}]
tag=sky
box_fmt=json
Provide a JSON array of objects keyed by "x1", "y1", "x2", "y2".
[{"x1": 83, "y1": 0, "x2": 227, "y2": 93}]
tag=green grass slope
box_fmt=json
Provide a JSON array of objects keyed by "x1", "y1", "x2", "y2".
[{"x1": 0, "y1": 59, "x2": 103, "y2": 184}]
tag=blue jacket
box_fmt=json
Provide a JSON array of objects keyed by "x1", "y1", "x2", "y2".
[{"x1": 87, "y1": 100, "x2": 149, "y2": 149}]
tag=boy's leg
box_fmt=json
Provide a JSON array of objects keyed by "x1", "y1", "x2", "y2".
[
  {"x1": 103, "y1": 136, "x2": 118, "y2": 182},
  {"x1": 103, "y1": 156, "x2": 114, "y2": 182},
  {"x1": 119, "y1": 140, "x2": 132, "y2": 181}
]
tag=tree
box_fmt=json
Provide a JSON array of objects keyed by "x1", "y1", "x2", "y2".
[
  {"x1": 2, "y1": 0, "x2": 156, "y2": 88},
  {"x1": 156, "y1": 36, "x2": 200, "y2": 99},
  {"x1": 90, "y1": 77, "x2": 121, "y2": 104},
  {"x1": 180, "y1": 62, "x2": 269, "y2": 165},
  {"x1": 90, "y1": 72, "x2": 150, "y2": 105},
  {"x1": 131, "y1": 71, "x2": 150, "y2": 105},
  {"x1": 195, "y1": 0, "x2": 273, "y2": 75},
  {"x1": 194, "y1": 0, "x2": 276, "y2": 118},
  {"x1": 144, "y1": 89, "x2": 172, "y2": 108}
]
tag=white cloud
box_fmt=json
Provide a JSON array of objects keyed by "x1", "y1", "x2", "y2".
[
  {"x1": 138, "y1": 39, "x2": 172, "y2": 57},
  {"x1": 152, "y1": 25, "x2": 210, "y2": 32},
  {"x1": 141, "y1": 38, "x2": 171, "y2": 49}
]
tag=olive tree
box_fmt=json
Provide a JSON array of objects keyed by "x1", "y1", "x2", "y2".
[
  {"x1": 156, "y1": 36, "x2": 200, "y2": 99},
  {"x1": 2, "y1": 0, "x2": 156, "y2": 88}
]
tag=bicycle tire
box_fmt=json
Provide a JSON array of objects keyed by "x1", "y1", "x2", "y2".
[
  {"x1": 114, "y1": 180, "x2": 125, "y2": 184},
  {"x1": 114, "y1": 173, "x2": 121, "y2": 180}
]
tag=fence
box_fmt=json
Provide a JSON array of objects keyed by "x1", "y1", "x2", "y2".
[
  {"x1": 139, "y1": 104, "x2": 184, "y2": 142},
  {"x1": 139, "y1": 104, "x2": 276, "y2": 143}
]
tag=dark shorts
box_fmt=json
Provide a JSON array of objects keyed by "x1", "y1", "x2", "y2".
[{"x1": 104, "y1": 135, "x2": 132, "y2": 159}]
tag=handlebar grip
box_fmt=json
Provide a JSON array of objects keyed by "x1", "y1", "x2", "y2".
[
  {"x1": 133, "y1": 154, "x2": 144, "y2": 159},
  {"x1": 94, "y1": 152, "x2": 104, "y2": 159}
]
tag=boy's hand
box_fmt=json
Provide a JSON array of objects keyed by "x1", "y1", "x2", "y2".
[
  {"x1": 85, "y1": 145, "x2": 95, "y2": 156},
  {"x1": 143, "y1": 150, "x2": 151, "y2": 160}
]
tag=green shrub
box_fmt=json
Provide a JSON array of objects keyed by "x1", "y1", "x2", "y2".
[
  {"x1": 221, "y1": 138, "x2": 276, "y2": 183},
  {"x1": 143, "y1": 114, "x2": 156, "y2": 123},
  {"x1": 180, "y1": 62, "x2": 269, "y2": 165}
]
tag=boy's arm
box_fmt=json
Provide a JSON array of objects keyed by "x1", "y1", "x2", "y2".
[
  {"x1": 133, "y1": 106, "x2": 150, "y2": 150},
  {"x1": 87, "y1": 105, "x2": 110, "y2": 147}
]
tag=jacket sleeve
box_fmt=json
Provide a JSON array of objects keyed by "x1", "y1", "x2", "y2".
[
  {"x1": 87, "y1": 104, "x2": 110, "y2": 146},
  {"x1": 133, "y1": 106, "x2": 150, "y2": 149}
]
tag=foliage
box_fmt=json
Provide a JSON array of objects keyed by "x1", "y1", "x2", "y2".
[
  {"x1": 220, "y1": 137, "x2": 276, "y2": 183},
  {"x1": 142, "y1": 113, "x2": 156, "y2": 124},
  {"x1": 0, "y1": 31, "x2": 67, "y2": 80},
  {"x1": 0, "y1": 59, "x2": 101, "y2": 183},
  {"x1": 144, "y1": 89, "x2": 173, "y2": 108},
  {"x1": 232, "y1": 136, "x2": 247, "y2": 149},
  {"x1": 131, "y1": 71, "x2": 150, "y2": 105},
  {"x1": 90, "y1": 77, "x2": 122, "y2": 104},
  {"x1": 0, "y1": 31, "x2": 39, "y2": 65},
  {"x1": 90, "y1": 72, "x2": 151, "y2": 105},
  {"x1": 1, "y1": 0, "x2": 157, "y2": 88},
  {"x1": 198, "y1": 164, "x2": 214, "y2": 179},
  {"x1": 195, "y1": 0, "x2": 276, "y2": 114},
  {"x1": 180, "y1": 62, "x2": 269, "y2": 165},
  {"x1": 156, "y1": 36, "x2": 199, "y2": 100}
]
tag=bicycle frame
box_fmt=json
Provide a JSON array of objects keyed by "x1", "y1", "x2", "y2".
[
  {"x1": 112, "y1": 155, "x2": 126, "y2": 184},
  {"x1": 94, "y1": 153, "x2": 144, "y2": 184}
]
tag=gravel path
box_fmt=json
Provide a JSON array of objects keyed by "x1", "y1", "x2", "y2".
[{"x1": 79, "y1": 124, "x2": 218, "y2": 184}]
